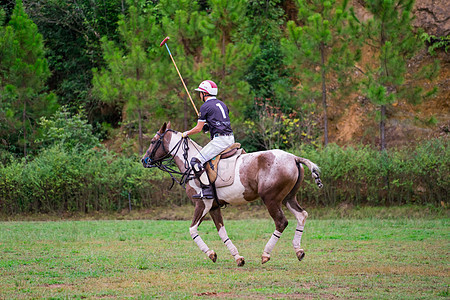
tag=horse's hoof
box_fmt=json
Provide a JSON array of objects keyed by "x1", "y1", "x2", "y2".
[
  {"x1": 296, "y1": 249, "x2": 305, "y2": 261},
  {"x1": 208, "y1": 251, "x2": 217, "y2": 263},
  {"x1": 236, "y1": 257, "x2": 245, "y2": 267},
  {"x1": 261, "y1": 253, "x2": 270, "y2": 264}
]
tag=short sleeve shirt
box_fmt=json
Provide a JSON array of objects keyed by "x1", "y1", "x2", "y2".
[{"x1": 198, "y1": 97, "x2": 233, "y2": 139}]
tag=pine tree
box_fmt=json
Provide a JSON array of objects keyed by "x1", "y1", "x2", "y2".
[
  {"x1": 92, "y1": 1, "x2": 162, "y2": 155},
  {"x1": 282, "y1": 0, "x2": 360, "y2": 146},
  {"x1": 241, "y1": 0, "x2": 294, "y2": 151},
  {"x1": 0, "y1": 0, "x2": 55, "y2": 159},
  {"x1": 361, "y1": 0, "x2": 435, "y2": 150},
  {"x1": 159, "y1": 0, "x2": 258, "y2": 133},
  {"x1": 199, "y1": 0, "x2": 258, "y2": 121},
  {"x1": 244, "y1": 0, "x2": 286, "y2": 103},
  {"x1": 21, "y1": 0, "x2": 126, "y2": 109},
  {"x1": 158, "y1": 0, "x2": 213, "y2": 131}
]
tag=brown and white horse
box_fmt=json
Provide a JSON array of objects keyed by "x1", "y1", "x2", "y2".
[{"x1": 142, "y1": 122, "x2": 323, "y2": 266}]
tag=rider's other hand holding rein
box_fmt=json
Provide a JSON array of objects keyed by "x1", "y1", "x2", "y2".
[{"x1": 182, "y1": 120, "x2": 205, "y2": 138}]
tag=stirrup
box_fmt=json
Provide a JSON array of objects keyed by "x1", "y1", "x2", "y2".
[{"x1": 193, "y1": 186, "x2": 214, "y2": 199}]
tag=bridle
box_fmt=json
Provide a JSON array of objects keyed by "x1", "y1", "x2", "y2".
[
  {"x1": 142, "y1": 129, "x2": 195, "y2": 188},
  {"x1": 143, "y1": 128, "x2": 227, "y2": 209}
]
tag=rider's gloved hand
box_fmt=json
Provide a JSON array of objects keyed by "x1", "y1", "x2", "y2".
[
  {"x1": 182, "y1": 131, "x2": 189, "y2": 138},
  {"x1": 202, "y1": 123, "x2": 209, "y2": 133}
]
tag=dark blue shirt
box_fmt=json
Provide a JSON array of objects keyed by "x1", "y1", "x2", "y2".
[{"x1": 198, "y1": 97, "x2": 233, "y2": 139}]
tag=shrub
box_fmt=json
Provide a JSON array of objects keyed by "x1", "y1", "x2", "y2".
[
  {"x1": 0, "y1": 145, "x2": 170, "y2": 214},
  {"x1": 294, "y1": 138, "x2": 449, "y2": 206},
  {"x1": 37, "y1": 106, "x2": 100, "y2": 151},
  {"x1": 1, "y1": 139, "x2": 447, "y2": 215}
]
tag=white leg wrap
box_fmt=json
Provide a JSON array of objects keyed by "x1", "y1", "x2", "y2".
[
  {"x1": 218, "y1": 227, "x2": 240, "y2": 258},
  {"x1": 293, "y1": 224, "x2": 304, "y2": 249},
  {"x1": 190, "y1": 226, "x2": 209, "y2": 254},
  {"x1": 264, "y1": 230, "x2": 282, "y2": 255},
  {"x1": 286, "y1": 203, "x2": 308, "y2": 251}
]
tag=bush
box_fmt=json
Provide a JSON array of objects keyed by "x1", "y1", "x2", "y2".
[
  {"x1": 0, "y1": 139, "x2": 447, "y2": 215},
  {"x1": 294, "y1": 138, "x2": 449, "y2": 206},
  {"x1": 37, "y1": 106, "x2": 100, "y2": 151},
  {"x1": 0, "y1": 145, "x2": 173, "y2": 214}
]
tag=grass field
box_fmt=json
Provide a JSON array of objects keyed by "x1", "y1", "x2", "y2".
[{"x1": 0, "y1": 207, "x2": 448, "y2": 299}]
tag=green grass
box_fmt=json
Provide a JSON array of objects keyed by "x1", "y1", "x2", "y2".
[{"x1": 0, "y1": 209, "x2": 448, "y2": 299}]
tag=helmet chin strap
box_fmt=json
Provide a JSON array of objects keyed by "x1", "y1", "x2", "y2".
[
  {"x1": 201, "y1": 92, "x2": 213, "y2": 102},
  {"x1": 201, "y1": 92, "x2": 210, "y2": 102}
]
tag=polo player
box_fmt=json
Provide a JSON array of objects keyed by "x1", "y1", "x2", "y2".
[{"x1": 182, "y1": 80, "x2": 234, "y2": 199}]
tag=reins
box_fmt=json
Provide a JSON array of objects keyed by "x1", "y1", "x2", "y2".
[
  {"x1": 144, "y1": 129, "x2": 195, "y2": 189},
  {"x1": 144, "y1": 129, "x2": 226, "y2": 209}
]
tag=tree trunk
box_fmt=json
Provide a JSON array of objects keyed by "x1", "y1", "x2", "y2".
[
  {"x1": 135, "y1": 66, "x2": 143, "y2": 156},
  {"x1": 138, "y1": 108, "x2": 143, "y2": 156},
  {"x1": 222, "y1": 33, "x2": 226, "y2": 81},
  {"x1": 380, "y1": 22, "x2": 387, "y2": 151},
  {"x1": 23, "y1": 101, "x2": 27, "y2": 162},
  {"x1": 380, "y1": 104, "x2": 386, "y2": 151},
  {"x1": 320, "y1": 42, "x2": 329, "y2": 146}
]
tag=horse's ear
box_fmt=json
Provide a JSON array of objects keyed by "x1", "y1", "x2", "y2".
[
  {"x1": 159, "y1": 122, "x2": 167, "y2": 133},
  {"x1": 167, "y1": 121, "x2": 171, "y2": 129}
]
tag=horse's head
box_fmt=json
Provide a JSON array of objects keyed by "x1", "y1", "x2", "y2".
[{"x1": 141, "y1": 122, "x2": 174, "y2": 168}]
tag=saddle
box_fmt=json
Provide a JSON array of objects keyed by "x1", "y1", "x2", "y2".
[{"x1": 205, "y1": 143, "x2": 245, "y2": 187}]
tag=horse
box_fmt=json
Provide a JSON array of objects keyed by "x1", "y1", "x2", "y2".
[{"x1": 141, "y1": 122, "x2": 323, "y2": 267}]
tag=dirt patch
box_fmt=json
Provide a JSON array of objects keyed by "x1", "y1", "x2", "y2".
[
  {"x1": 334, "y1": 102, "x2": 366, "y2": 144},
  {"x1": 194, "y1": 291, "x2": 341, "y2": 299},
  {"x1": 41, "y1": 283, "x2": 73, "y2": 288}
]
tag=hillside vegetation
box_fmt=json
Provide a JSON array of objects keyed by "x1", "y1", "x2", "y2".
[{"x1": 0, "y1": 0, "x2": 448, "y2": 214}]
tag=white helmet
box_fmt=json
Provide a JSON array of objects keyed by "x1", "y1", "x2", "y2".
[{"x1": 195, "y1": 80, "x2": 218, "y2": 96}]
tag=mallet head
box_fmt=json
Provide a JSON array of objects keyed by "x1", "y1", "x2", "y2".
[{"x1": 160, "y1": 36, "x2": 170, "y2": 47}]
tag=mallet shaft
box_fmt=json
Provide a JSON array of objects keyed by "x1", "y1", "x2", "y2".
[
  {"x1": 168, "y1": 53, "x2": 199, "y2": 116},
  {"x1": 161, "y1": 38, "x2": 199, "y2": 116}
]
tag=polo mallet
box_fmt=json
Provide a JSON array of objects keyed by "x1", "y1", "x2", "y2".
[{"x1": 160, "y1": 36, "x2": 199, "y2": 115}]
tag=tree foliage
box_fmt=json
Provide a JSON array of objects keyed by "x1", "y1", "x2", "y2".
[
  {"x1": 0, "y1": 0, "x2": 57, "y2": 159},
  {"x1": 21, "y1": 0, "x2": 125, "y2": 106},
  {"x1": 200, "y1": 0, "x2": 258, "y2": 119},
  {"x1": 37, "y1": 106, "x2": 100, "y2": 151},
  {"x1": 0, "y1": 0, "x2": 447, "y2": 211},
  {"x1": 92, "y1": 1, "x2": 162, "y2": 155},
  {"x1": 282, "y1": 0, "x2": 360, "y2": 146},
  {"x1": 239, "y1": 0, "x2": 296, "y2": 151},
  {"x1": 361, "y1": 0, "x2": 437, "y2": 150},
  {"x1": 1, "y1": 0, "x2": 441, "y2": 156}
]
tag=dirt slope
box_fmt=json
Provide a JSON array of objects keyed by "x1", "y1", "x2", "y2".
[{"x1": 327, "y1": 0, "x2": 449, "y2": 148}]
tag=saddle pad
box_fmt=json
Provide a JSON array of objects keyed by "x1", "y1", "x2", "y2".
[
  {"x1": 214, "y1": 148, "x2": 244, "y2": 188},
  {"x1": 205, "y1": 143, "x2": 241, "y2": 183}
]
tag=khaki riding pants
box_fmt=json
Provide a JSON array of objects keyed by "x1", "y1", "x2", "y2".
[{"x1": 194, "y1": 135, "x2": 235, "y2": 165}]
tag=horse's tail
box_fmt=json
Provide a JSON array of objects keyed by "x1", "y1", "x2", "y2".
[{"x1": 295, "y1": 157, "x2": 323, "y2": 189}]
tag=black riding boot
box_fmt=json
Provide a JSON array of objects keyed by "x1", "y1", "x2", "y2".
[
  {"x1": 190, "y1": 158, "x2": 214, "y2": 199},
  {"x1": 193, "y1": 183, "x2": 214, "y2": 199}
]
